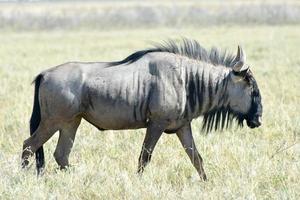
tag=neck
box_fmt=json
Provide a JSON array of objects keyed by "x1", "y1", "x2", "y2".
[{"x1": 184, "y1": 62, "x2": 230, "y2": 119}]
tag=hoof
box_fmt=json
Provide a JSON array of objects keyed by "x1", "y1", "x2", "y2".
[
  {"x1": 21, "y1": 159, "x2": 29, "y2": 169},
  {"x1": 200, "y1": 174, "x2": 208, "y2": 181}
]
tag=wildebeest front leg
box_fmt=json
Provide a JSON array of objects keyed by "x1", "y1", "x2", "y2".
[
  {"x1": 137, "y1": 121, "x2": 166, "y2": 174},
  {"x1": 176, "y1": 124, "x2": 207, "y2": 181}
]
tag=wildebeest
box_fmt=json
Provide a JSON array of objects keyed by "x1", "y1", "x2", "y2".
[{"x1": 21, "y1": 39, "x2": 262, "y2": 180}]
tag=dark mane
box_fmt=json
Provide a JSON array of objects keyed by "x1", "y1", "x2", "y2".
[
  {"x1": 202, "y1": 106, "x2": 245, "y2": 133},
  {"x1": 108, "y1": 39, "x2": 236, "y2": 67}
]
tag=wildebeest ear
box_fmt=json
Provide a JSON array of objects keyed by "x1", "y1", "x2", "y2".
[{"x1": 233, "y1": 45, "x2": 248, "y2": 72}]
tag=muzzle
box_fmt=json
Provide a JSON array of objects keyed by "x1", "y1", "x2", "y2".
[{"x1": 246, "y1": 116, "x2": 262, "y2": 129}]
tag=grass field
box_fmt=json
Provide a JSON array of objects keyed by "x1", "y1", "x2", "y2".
[{"x1": 0, "y1": 25, "x2": 299, "y2": 199}]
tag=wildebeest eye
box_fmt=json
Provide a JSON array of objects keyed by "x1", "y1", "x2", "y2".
[{"x1": 244, "y1": 70, "x2": 255, "y2": 85}]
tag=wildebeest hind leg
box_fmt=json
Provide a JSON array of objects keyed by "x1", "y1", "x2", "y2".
[
  {"x1": 54, "y1": 117, "x2": 81, "y2": 169},
  {"x1": 21, "y1": 121, "x2": 58, "y2": 168},
  {"x1": 176, "y1": 124, "x2": 207, "y2": 181},
  {"x1": 137, "y1": 121, "x2": 166, "y2": 174}
]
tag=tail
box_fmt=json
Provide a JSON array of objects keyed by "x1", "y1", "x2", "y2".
[{"x1": 30, "y1": 74, "x2": 44, "y2": 173}]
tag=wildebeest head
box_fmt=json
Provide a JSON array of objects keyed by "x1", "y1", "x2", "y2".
[{"x1": 227, "y1": 46, "x2": 263, "y2": 129}]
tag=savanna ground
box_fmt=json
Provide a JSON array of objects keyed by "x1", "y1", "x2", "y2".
[{"x1": 0, "y1": 3, "x2": 300, "y2": 200}]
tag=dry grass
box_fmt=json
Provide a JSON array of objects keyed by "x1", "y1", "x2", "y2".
[{"x1": 0, "y1": 25, "x2": 299, "y2": 199}]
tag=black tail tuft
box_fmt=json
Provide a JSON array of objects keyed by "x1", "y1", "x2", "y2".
[{"x1": 30, "y1": 74, "x2": 44, "y2": 174}]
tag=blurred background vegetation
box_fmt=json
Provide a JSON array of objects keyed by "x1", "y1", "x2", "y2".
[{"x1": 0, "y1": 0, "x2": 299, "y2": 30}]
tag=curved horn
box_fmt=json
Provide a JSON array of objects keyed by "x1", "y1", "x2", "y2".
[
  {"x1": 235, "y1": 45, "x2": 246, "y2": 63},
  {"x1": 233, "y1": 45, "x2": 248, "y2": 72}
]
